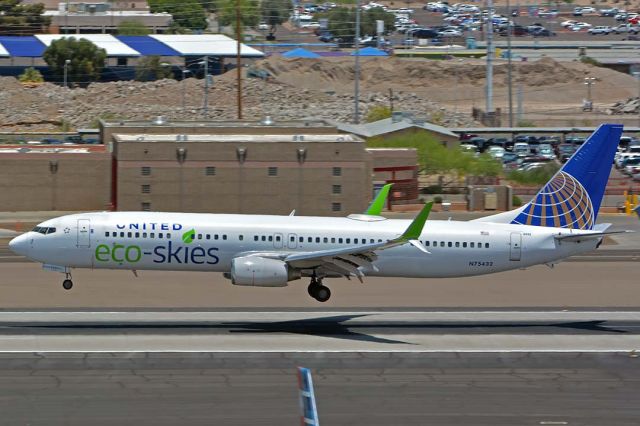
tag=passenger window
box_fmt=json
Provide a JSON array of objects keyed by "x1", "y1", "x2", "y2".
[
  {"x1": 477, "y1": 242, "x2": 481, "y2": 248},
  {"x1": 158, "y1": 233, "x2": 163, "y2": 238},
  {"x1": 299, "y1": 237, "x2": 304, "y2": 243},
  {"x1": 104, "y1": 232, "x2": 109, "y2": 237},
  {"x1": 127, "y1": 232, "x2": 132, "y2": 238},
  {"x1": 470, "y1": 242, "x2": 474, "y2": 248},
  {"x1": 440, "y1": 242, "x2": 445, "y2": 247},
  {"x1": 346, "y1": 238, "x2": 350, "y2": 244},
  {"x1": 316, "y1": 237, "x2": 320, "y2": 243},
  {"x1": 120, "y1": 232, "x2": 125, "y2": 237},
  {"x1": 378, "y1": 239, "x2": 382, "y2": 243},
  {"x1": 455, "y1": 242, "x2": 460, "y2": 248},
  {"x1": 338, "y1": 238, "x2": 343, "y2": 244},
  {"x1": 370, "y1": 239, "x2": 375, "y2": 243},
  {"x1": 143, "y1": 232, "x2": 147, "y2": 238},
  {"x1": 206, "y1": 234, "x2": 211, "y2": 240},
  {"x1": 214, "y1": 234, "x2": 219, "y2": 240},
  {"x1": 150, "y1": 233, "x2": 155, "y2": 238},
  {"x1": 463, "y1": 242, "x2": 467, "y2": 248},
  {"x1": 223, "y1": 235, "x2": 227, "y2": 240},
  {"x1": 324, "y1": 237, "x2": 328, "y2": 243},
  {"x1": 262, "y1": 236, "x2": 266, "y2": 241},
  {"x1": 167, "y1": 233, "x2": 171, "y2": 239},
  {"x1": 135, "y1": 232, "x2": 140, "y2": 238},
  {"x1": 197, "y1": 234, "x2": 202, "y2": 240},
  {"x1": 425, "y1": 241, "x2": 430, "y2": 247},
  {"x1": 268, "y1": 236, "x2": 273, "y2": 242},
  {"x1": 275, "y1": 235, "x2": 280, "y2": 242},
  {"x1": 485, "y1": 243, "x2": 490, "y2": 248},
  {"x1": 448, "y1": 242, "x2": 452, "y2": 247},
  {"x1": 331, "y1": 238, "x2": 336, "y2": 243},
  {"x1": 254, "y1": 235, "x2": 259, "y2": 241},
  {"x1": 307, "y1": 237, "x2": 312, "y2": 243},
  {"x1": 239, "y1": 235, "x2": 243, "y2": 241}
]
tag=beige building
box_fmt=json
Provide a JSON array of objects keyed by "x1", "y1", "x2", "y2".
[
  {"x1": 103, "y1": 119, "x2": 373, "y2": 216},
  {"x1": 0, "y1": 147, "x2": 111, "y2": 211}
]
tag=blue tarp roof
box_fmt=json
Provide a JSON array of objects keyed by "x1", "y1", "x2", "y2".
[
  {"x1": 0, "y1": 36, "x2": 45, "y2": 57},
  {"x1": 282, "y1": 47, "x2": 321, "y2": 58},
  {"x1": 116, "y1": 36, "x2": 181, "y2": 56},
  {"x1": 351, "y1": 47, "x2": 389, "y2": 56}
]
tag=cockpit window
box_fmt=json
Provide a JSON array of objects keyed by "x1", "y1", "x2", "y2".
[{"x1": 32, "y1": 226, "x2": 56, "y2": 235}]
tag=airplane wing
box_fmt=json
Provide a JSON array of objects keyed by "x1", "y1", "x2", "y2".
[{"x1": 284, "y1": 202, "x2": 432, "y2": 281}]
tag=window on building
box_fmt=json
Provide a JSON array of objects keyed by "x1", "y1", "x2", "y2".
[
  {"x1": 117, "y1": 57, "x2": 127, "y2": 66},
  {"x1": 332, "y1": 185, "x2": 342, "y2": 195},
  {"x1": 141, "y1": 202, "x2": 151, "y2": 211},
  {"x1": 332, "y1": 167, "x2": 342, "y2": 177},
  {"x1": 141, "y1": 167, "x2": 151, "y2": 176},
  {"x1": 205, "y1": 166, "x2": 216, "y2": 176},
  {"x1": 141, "y1": 184, "x2": 151, "y2": 194},
  {"x1": 268, "y1": 167, "x2": 278, "y2": 177},
  {"x1": 332, "y1": 202, "x2": 342, "y2": 212}
]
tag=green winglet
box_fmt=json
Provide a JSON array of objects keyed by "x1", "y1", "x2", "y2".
[
  {"x1": 365, "y1": 183, "x2": 393, "y2": 215},
  {"x1": 401, "y1": 202, "x2": 433, "y2": 240}
]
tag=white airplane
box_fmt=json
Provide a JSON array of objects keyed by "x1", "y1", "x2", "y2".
[{"x1": 9, "y1": 124, "x2": 628, "y2": 302}]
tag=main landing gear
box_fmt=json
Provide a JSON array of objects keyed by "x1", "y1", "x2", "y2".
[
  {"x1": 62, "y1": 272, "x2": 73, "y2": 290},
  {"x1": 308, "y1": 277, "x2": 331, "y2": 302}
]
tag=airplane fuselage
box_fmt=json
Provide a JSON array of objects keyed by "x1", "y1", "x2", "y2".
[{"x1": 15, "y1": 211, "x2": 600, "y2": 279}]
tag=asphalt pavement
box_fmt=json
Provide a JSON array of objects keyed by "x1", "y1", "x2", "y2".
[{"x1": 0, "y1": 352, "x2": 639, "y2": 425}]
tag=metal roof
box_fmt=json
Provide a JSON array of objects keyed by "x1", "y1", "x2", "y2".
[
  {"x1": 36, "y1": 34, "x2": 140, "y2": 56},
  {"x1": 114, "y1": 134, "x2": 360, "y2": 143},
  {"x1": 336, "y1": 117, "x2": 458, "y2": 138},
  {"x1": 149, "y1": 34, "x2": 265, "y2": 57},
  {"x1": 0, "y1": 36, "x2": 43, "y2": 57},
  {"x1": 116, "y1": 36, "x2": 180, "y2": 56}
]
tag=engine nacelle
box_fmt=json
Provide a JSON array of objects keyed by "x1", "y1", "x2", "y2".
[{"x1": 230, "y1": 256, "x2": 300, "y2": 287}]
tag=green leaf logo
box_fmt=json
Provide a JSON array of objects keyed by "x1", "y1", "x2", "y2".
[{"x1": 182, "y1": 229, "x2": 195, "y2": 244}]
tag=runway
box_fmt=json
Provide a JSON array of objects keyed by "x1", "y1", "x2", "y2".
[{"x1": 1, "y1": 310, "x2": 640, "y2": 352}]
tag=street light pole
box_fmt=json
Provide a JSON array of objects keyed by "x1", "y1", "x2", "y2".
[
  {"x1": 182, "y1": 69, "x2": 191, "y2": 111},
  {"x1": 354, "y1": 0, "x2": 361, "y2": 124},
  {"x1": 203, "y1": 56, "x2": 209, "y2": 116},
  {"x1": 506, "y1": 0, "x2": 514, "y2": 127},
  {"x1": 63, "y1": 59, "x2": 70, "y2": 88}
]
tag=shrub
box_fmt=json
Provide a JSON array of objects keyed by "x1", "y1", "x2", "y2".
[
  {"x1": 512, "y1": 195, "x2": 523, "y2": 207},
  {"x1": 18, "y1": 67, "x2": 44, "y2": 83},
  {"x1": 433, "y1": 196, "x2": 443, "y2": 204}
]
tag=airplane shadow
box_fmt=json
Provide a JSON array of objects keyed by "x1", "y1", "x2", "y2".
[{"x1": 0, "y1": 315, "x2": 631, "y2": 346}]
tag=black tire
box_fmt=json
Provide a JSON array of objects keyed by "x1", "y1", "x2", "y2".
[
  {"x1": 308, "y1": 282, "x2": 317, "y2": 297},
  {"x1": 314, "y1": 286, "x2": 331, "y2": 303},
  {"x1": 62, "y1": 279, "x2": 73, "y2": 290}
]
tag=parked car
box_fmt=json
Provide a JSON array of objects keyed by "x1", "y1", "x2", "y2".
[
  {"x1": 514, "y1": 142, "x2": 531, "y2": 157},
  {"x1": 411, "y1": 28, "x2": 439, "y2": 38},
  {"x1": 438, "y1": 29, "x2": 463, "y2": 37},
  {"x1": 599, "y1": 8, "x2": 618, "y2": 17},
  {"x1": 487, "y1": 146, "x2": 506, "y2": 159},
  {"x1": 531, "y1": 28, "x2": 556, "y2": 37},
  {"x1": 556, "y1": 144, "x2": 577, "y2": 163},
  {"x1": 588, "y1": 26, "x2": 612, "y2": 35},
  {"x1": 581, "y1": 7, "x2": 596, "y2": 14},
  {"x1": 537, "y1": 144, "x2": 556, "y2": 160},
  {"x1": 573, "y1": 7, "x2": 583, "y2": 16},
  {"x1": 613, "y1": 24, "x2": 640, "y2": 34}
]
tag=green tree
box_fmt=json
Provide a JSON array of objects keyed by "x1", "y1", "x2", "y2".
[
  {"x1": 0, "y1": 0, "x2": 50, "y2": 35},
  {"x1": 135, "y1": 56, "x2": 174, "y2": 81},
  {"x1": 148, "y1": 0, "x2": 208, "y2": 31},
  {"x1": 217, "y1": 0, "x2": 259, "y2": 31},
  {"x1": 116, "y1": 20, "x2": 151, "y2": 35},
  {"x1": 367, "y1": 132, "x2": 502, "y2": 178},
  {"x1": 18, "y1": 67, "x2": 44, "y2": 83},
  {"x1": 43, "y1": 37, "x2": 107, "y2": 84},
  {"x1": 260, "y1": 0, "x2": 292, "y2": 32},
  {"x1": 320, "y1": 6, "x2": 396, "y2": 43},
  {"x1": 365, "y1": 105, "x2": 392, "y2": 123}
]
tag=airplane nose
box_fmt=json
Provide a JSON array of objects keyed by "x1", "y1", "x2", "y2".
[{"x1": 8, "y1": 234, "x2": 29, "y2": 257}]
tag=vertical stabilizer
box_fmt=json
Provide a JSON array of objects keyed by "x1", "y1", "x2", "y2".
[
  {"x1": 297, "y1": 367, "x2": 319, "y2": 426},
  {"x1": 476, "y1": 124, "x2": 623, "y2": 229}
]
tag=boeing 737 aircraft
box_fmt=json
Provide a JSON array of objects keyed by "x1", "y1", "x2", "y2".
[{"x1": 9, "y1": 124, "x2": 628, "y2": 302}]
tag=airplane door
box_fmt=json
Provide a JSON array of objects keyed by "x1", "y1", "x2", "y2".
[
  {"x1": 288, "y1": 233, "x2": 298, "y2": 249},
  {"x1": 77, "y1": 219, "x2": 91, "y2": 248},
  {"x1": 509, "y1": 232, "x2": 522, "y2": 261},
  {"x1": 273, "y1": 233, "x2": 283, "y2": 249}
]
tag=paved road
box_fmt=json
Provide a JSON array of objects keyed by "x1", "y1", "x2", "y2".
[
  {"x1": 1, "y1": 352, "x2": 639, "y2": 425},
  {"x1": 1, "y1": 310, "x2": 640, "y2": 352}
]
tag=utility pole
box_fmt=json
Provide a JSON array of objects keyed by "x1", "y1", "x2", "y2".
[
  {"x1": 203, "y1": 55, "x2": 209, "y2": 116},
  {"x1": 354, "y1": 0, "x2": 361, "y2": 124},
  {"x1": 236, "y1": 0, "x2": 243, "y2": 119},
  {"x1": 506, "y1": 0, "x2": 514, "y2": 127},
  {"x1": 485, "y1": 0, "x2": 494, "y2": 116}
]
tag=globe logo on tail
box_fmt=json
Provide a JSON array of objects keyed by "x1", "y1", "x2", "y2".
[{"x1": 511, "y1": 171, "x2": 594, "y2": 230}]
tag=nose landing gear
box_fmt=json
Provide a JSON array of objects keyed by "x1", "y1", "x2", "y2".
[
  {"x1": 308, "y1": 277, "x2": 331, "y2": 302},
  {"x1": 62, "y1": 272, "x2": 73, "y2": 290}
]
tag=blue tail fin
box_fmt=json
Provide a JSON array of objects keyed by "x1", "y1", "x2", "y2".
[
  {"x1": 297, "y1": 367, "x2": 319, "y2": 426},
  {"x1": 510, "y1": 123, "x2": 623, "y2": 229}
]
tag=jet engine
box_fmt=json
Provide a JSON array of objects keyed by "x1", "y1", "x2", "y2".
[{"x1": 230, "y1": 256, "x2": 300, "y2": 287}]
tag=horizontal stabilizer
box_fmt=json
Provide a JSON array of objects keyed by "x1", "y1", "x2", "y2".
[{"x1": 554, "y1": 230, "x2": 633, "y2": 242}]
